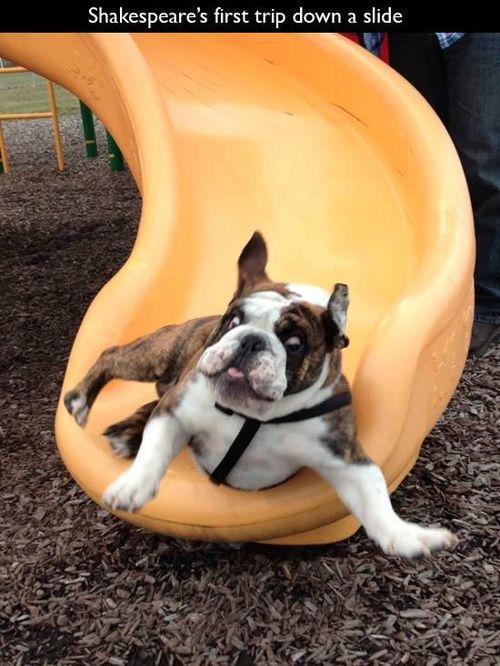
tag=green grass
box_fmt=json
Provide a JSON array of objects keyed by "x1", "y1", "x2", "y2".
[{"x1": 0, "y1": 71, "x2": 79, "y2": 115}]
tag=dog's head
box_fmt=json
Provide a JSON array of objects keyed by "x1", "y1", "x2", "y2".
[{"x1": 198, "y1": 232, "x2": 349, "y2": 410}]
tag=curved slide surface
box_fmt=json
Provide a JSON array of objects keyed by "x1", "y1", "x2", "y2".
[{"x1": 0, "y1": 33, "x2": 474, "y2": 543}]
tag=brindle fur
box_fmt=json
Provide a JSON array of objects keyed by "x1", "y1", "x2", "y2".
[
  {"x1": 103, "y1": 400, "x2": 158, "y2": 458},
  {"x1": 275, "y1": 302, "x2": 338, "y2": 395},
  {"x1": 64, "y1": 315, "x2": 219, "y2": 415},
  {"x1": 319, "y1": 375, "x2": 368, "y2": 463}
]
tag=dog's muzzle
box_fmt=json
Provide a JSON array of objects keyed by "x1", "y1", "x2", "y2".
[
  {"x1": 199, "y1": 331, "x2": 286, "y2": 402},
  {"x1": 228, "y1": 333, "x2": 266, "y2": 370}
]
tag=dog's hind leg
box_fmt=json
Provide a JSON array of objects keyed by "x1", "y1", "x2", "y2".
[
  {"x1": 103, "y1": 400, "x2": 159, "y2": 458},
  {"x1": 315, "y1": 459, "x2": 458, "y2": 558}
]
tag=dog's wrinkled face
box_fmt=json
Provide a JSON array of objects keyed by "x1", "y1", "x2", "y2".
[{"x1": 198, "y1": 232, "x2": 349, "y2": 408}]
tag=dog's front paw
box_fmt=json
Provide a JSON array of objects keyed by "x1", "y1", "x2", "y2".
[
  {"x1": 379, "y1": 522, "x2": 458, "y2": 558},
  {"x1": 64, "y1": 390, "x2": 89, "y2": 427},
  {"x1": 102, "y1": 472, "x2": 159, "y2": 513}
]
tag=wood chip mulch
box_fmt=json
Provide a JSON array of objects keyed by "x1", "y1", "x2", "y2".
[{"x1": 1, "y1": 118, "x2": 499, "y2": 666}]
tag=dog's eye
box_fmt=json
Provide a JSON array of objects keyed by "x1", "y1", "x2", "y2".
[
  {"x1": 228, "y1": 314, "x2": 242, "y2": 329},
  {"x1": 284, "y1": 335, "x2": 304, "y2": 352}
]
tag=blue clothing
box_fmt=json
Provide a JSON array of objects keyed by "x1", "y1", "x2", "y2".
[
  {"x1": 362, "y1": 33, "x2": 384, "y2": 55},
  {"x1": 435, "y1": 33, "x2": 466, "y2": 49},
  {"x1": 362, "y1": 33, "x2": 466, "y2": 57}
]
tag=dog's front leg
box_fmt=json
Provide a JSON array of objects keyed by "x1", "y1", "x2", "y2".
[
  {"x1": 102, "y1": 411, "x2": 187, "y2": 513},
  {"x1": 64, "y1": 338, "x2": 168, "y2": 427},
  {"x1": 65, "y1": 317, "x2": 219, "y2": 427},
  {"x1": 315, "y1": 460, "x2": 457, "y2": 557}
]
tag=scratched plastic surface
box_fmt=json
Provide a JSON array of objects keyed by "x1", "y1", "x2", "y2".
[{"x1": 0, "y1": 33, "x2": 474, "y2": 543}]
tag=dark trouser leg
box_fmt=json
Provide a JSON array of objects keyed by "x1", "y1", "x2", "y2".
[
  {"x1": 388, "y1": 33, "x2": 448, "y2": 124},
  {"x1": 389, "y1": 33, "x2": 500, "y2": 325},
  {"x1": 444, "y1": 33, "x2": 500, "y2": 324}
]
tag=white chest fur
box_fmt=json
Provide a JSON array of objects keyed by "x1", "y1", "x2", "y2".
[{"x1": 176, "y1": 373, "x2": 329, "y2": 489}]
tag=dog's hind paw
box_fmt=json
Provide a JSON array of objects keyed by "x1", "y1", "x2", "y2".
[
  {"x1": 380, "y1": 522, "x2": 458, "y2": 558},
  {"x1": 103, "y1": 422, "x2": 142, "y2": 459},
  {"x1": 64, "y1": 390, "x2": 89, "y2": 427}
]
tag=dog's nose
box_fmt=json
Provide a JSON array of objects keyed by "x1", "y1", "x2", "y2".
[{"x1": 240, "y1": 334, "x2": 266, "y2": 353}]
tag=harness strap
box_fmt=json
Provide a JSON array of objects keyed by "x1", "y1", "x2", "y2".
[{"x1": 210, "y1": 391, "x2": 352, "y2": 485}]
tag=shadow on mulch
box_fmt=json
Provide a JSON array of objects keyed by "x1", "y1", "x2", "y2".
[{"x1": 0, "y1": 118, "x2": 499, "y2": 666}]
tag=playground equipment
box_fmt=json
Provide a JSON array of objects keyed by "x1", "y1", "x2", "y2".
[
  {"x1": 0, "y1": 64, "x2": 123, "y2": 173},
  {"x1": 0, "y1": 34, "x2": 474, "y2": 544},
  {"x1": 0, "y1": 65, "x2": 64, "y2": 173},
  {"x1": 79, "y1": 100, "x2": 124, "y2": 171}
]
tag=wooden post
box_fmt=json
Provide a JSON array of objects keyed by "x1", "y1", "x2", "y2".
[
  {"x1": 0, "y1": 121, "x2": 9, "y2": 173},
  {"x1": 46, "y1": 79, "x2": 65, "y2": 171}
]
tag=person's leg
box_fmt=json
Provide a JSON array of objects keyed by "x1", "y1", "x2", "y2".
[
  {"x1": 388, "y1": 33, "x2": 448, "y2": 124},
  {"x1": 443, "y1": 33, "x2": 500, "y2": 353}
]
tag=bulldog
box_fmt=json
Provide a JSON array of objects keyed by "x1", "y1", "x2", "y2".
[{"x1": 65, "y1": 232, "x2": 457, "y2": 557}]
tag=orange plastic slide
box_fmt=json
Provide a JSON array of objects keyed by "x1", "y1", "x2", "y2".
[{"x1": 0, "y1": 34, "x2": 474, "y2": 544}]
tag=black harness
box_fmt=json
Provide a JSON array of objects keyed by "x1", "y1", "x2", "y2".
[{"x1": 209, "y1": 391, "x2": 352, "y2": 485}]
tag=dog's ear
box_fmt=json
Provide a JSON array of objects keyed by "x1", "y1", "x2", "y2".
[
  {"x1": 236, "y1": 231, "x2": 269, "y2": 295},
  {"x1": 322, "y1": 283, "x2": 349, "y2": 350}
]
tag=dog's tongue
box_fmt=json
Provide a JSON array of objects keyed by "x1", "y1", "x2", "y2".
[{"x1": 226, "y1": 367, "x2": 245, "y2": 380}]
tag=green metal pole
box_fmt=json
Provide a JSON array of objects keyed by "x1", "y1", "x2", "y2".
[
  {"x1": 106, "y1": 131, "x2": 124, "y2": 171},
  {"x1": 79, "y1": 101, "x2": 98, "y2": 157}
]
